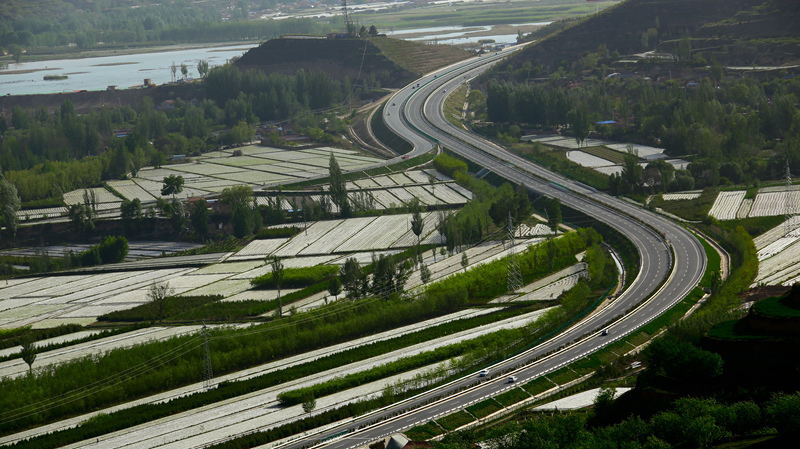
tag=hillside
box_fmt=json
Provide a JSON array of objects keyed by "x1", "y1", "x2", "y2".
[
  {"x1": 234, "y1": 36, "x2": 471, "y2": 88},
  {"x1": 501, "y1": 0, "x2": 800, "y2": 71}
]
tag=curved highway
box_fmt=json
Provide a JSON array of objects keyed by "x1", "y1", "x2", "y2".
[{"x1": 271, "y1": 51, "x2": 706, "y2": 449}]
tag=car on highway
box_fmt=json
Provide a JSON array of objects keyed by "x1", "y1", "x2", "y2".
[
  {"x1": 401, "y1": 155, "x2": 410, "y2": 159},
  {"x1": 601, "y1": 329, "x2": 609, "y2": 336},
  {"x1": 479, "y1": 369, "x2": 489, "y2": 377},
  {"x1": 508, "y1": 376, "x2": 517, "y2": 383}
]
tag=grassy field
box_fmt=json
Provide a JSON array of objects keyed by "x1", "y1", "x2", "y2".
[
  {"x1": 369, "y1": 37, "x2": 470, "y2": 76},
  {"x1": 436, "y1": 410, "x2": 475, "y2": 430},
  {"x1": 443, "y1": 84, "x2": 469, "y2": 128},
  {"x1": 495, "y1": 386, "x2": 531, "y2": 407},
  {"x1": 466, "y1": 398, "x2": 504, "y2": 418},
  {"x1": 405, "y1": 421, "x2": 445, "y2": 440},
  {"x1": 651, "y1": 187, "x2": 718, "y2": 222},
  {"x1": 580, "y1": 145, "x2": 627, "y2": 164}
]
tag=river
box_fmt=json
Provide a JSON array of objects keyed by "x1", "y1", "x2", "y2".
[{"x1": 0, "y1": 43, "x2": 259, "y2": 96}]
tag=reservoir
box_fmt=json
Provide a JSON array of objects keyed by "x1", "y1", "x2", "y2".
[{"x1": 0, "y1": 43, "x2": 259, "y2": 96}]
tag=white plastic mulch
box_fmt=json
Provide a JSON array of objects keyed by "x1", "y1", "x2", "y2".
[{"x1": 534, "y1": 388, "x2": 632, "y2": 411}]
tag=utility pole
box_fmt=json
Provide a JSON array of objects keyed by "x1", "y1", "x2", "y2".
[
  {"x1": 506, "y1": 213, "x2": 523, "y2": 294},
  {"x1": 786, "y1": 160, "x2": 795, "y2": 237},
  {"x1": 202, "y1": 321, "x2": 214, "y2": 390}
]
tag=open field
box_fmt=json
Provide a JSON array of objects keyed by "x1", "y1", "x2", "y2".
[
  {"x1": 708, "y1": 190, "x2": 746, "y2": 221},
  {"x1": 566, "y1": 151, "x2": 616, "y2": 168}
]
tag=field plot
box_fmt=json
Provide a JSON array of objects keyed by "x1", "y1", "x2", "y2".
[
  {"x1": 372, "y1": 175, "x2": 399, "y2": 187},
  {"x1": 431, "y1": 184, "x2": 471, "y2": 204},
  {"x1": 606, "y1": 143, "x2": 666, "y2": 160},
  {"x1": 748, "y1": 191, "x2": 800, "y2": 217},
  {"x1": 0, "y1": 329, "x2": 102, "y2": 359},
  {"x1": 106, "y1": 180, "x2": 157, "y2": 203},
  {"x1": 63, "y1": 187, "x2": 119, "y2": 205},
  {"x1": 534, "y1": 388, "x2": 632, "y2": 411},
  {"x1": 0, "y1": 268, "x2": 193, "y2": 328},
  {"x1": 737, "y1": 198, "x2": 753, "y2": 219},
  {"x1": 385, "y1": 187, "x2": 416, "y2": 204},
  {"x1": 134, "y1": 167, "x2": 201, "y2": 182},
  {"x1": 0, "y1": 326, "x2": 206, "y2": 380},
  {"x1": 183, "y1": 279, "x2": 253, "y2": 297},
  {"x1": 759, "y1": 184, "x2": 800, "y2": 193},
  {"x1": 517, "y1": 223, "x2": 553, "y2": 237},
  {"x1": 404, "y1": 185, "x2": 441, "y2": 205},
  {"x1": 391, "y1": 212, "x2": 439, "y2": 248},
  {"x1": 192, "y1": 260, "x2": 265, "y2": 275},
  {"x1": 0, "y1": 243, "x2": 91, "y2": 258},
  {"x1": 44, "y1": 310, "x2": 548, "y2": 449},
  {"x1": 754, "y1": 218, "x2": 800, "y2": 250},
  {"x1": 232, "y1": 238, "x2": 290, "y2": 259},
  {"x1": 222, "y1": 289, "x2": 302, "y2": 302},
  {"x1": 170, "y1": 163, "x2": 248, "y2": 176},
  {"x1": 298, "y1": 217, "x2": 377, "y2": 255},
  {"x1": 273, "y1": 219, "x2": 345, "y2": 257},
  {"x1": 335, "y1": 214, "x2": 419, "y2": 252},
  {"x1": 370, "y1": 189, "x2": 404, "y2": 208},
  {"x1": 708, "y1": 191, "x2": 746, "y2": 220},
  {"x1": 17, "y1": 206, "x2": 68, "y2": 220},
  {"x1": 579, "y1": 146, "x2": 627, "y2": 164},
  {"x1": 133, "y1": 178, "x2": 209, "y2": 200},
  {"x1": 754, "y1": 238, "x2": 800, "y2": 286},
  {"x1": 566, "y1": 150, "x2": 616, "y2": 168},
  {"x1": 593, "y1": 165, "x2": 623, "y2": 176},
  {"x1": 661, "y1": 192, "x2": 701, "y2": 201},
  {"x1": 353, "y1": 178, "x2": 380, "y2": 189}
]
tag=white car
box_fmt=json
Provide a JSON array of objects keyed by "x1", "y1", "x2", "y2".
[
  {"x1": 508, "y1": 376, "x2": 517, "y2": 383},
  {"x1": 479, "y1": 369, "x2": 489, "y2": 377}
]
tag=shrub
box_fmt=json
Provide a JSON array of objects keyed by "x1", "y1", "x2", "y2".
[{"x1": 250, "y1": 265, "x2": 339, "y2": 289}]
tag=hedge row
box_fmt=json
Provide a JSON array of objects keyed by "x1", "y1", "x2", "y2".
[{"x1": 251, "y1": 265, "x2": 339, "y2": 289}]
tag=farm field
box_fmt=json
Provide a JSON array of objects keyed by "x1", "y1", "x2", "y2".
[
  {"x1": 0, "y1": 241, "x2": 201, "y2": 261},
  {"x1": 708, "y1": 190, "x2": 746, "y2": 221},
  {"x1": 751, "y1": 217, "x2": 800, "y2": 286},
  {"x1": 661, "y1": 192, "x2": 701, "y2": 201},
  {"x1": 0, "y1": 326, "x2": 212, "y2": 379},
  {"x1": 7, "y1": 308, "x2": 550, "y2": 449},
  {"x1": 58, "y1": 145, "x2": 384, "y2": 206},
  {"x1": 533, "y1": 388, "x2": 632, "y2": 411},
  {"x1": 565, "y1": 150, "x2": 616, "y2": 168},
  {"x1": 0, "y1": 308, "x2": 497, "y2": 446},
  {"x1": 748, "y1": 191, "x2": 800, "y2": 217},
  {"x1": 579, "y1": 146, "x2": 627, "y2": 164}
]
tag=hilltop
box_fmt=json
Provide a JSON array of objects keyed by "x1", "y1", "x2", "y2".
[
  {"x1": 502, "y1": 0, "x2": 800, "y2": 71},
  {"x1": 234, "y1": 36, "x2": 471, "y2": 88}
]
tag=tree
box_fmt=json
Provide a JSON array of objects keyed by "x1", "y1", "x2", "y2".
[
  {"x1": 197, "y1": 60, "x2": 209, "y2": 79},
  {"x1": 328, "y1": 277, "x2": 342, "y2": 301},
  {"x1": 180, "y1": 63, "x2": 188, "y2": 80},
  {"x1": 567, "y1": 107, "x2": 591, "y2": 148},
  {"x1": 161, "y1": 175, "x2": 185, "y2": 199},
  {"x1": 191, "y1": 198, "x2": 209, "y2": 237},
  {"x1": 340, "y1": 257, "x2": 365, "y2": 299},
  {"x1": 420, "y1": 263, "x2": 432, "y2": 284},
  {"x1": 271, "y1": 256, "x2": 285, "y2": 317},
  {"x1": 302, "y1": 394, "x2": 316, "y2": 414},
  {"x1": 149, "y1": 282, "x2": 174, "y2": 322},
  {"x1": 20, "y1": 332, "x2": 37, "y2": 375},
  {"x1": 547, "y1": 198, "x2": 562, "y2": 235},
  {"x1": 169, "y1": 199, "x2": 185, "y2": 233},
  {"x1": 170, "y1": 61, "x2": 177, "y2": 83},
  {"x1": 410, "y1": 199, "x2": 425, "y2": 249},
  {"x1": 710, "y1": 59, "x2": 723, "y2": 87},
  {"x1": 368, "y1": 25, "x2": 379, "y2": 36},
  {"x1": 710, "y1": 270, "x2": 722, "y2": 295},
  {"x1": 461, "y1": 252, "x2": 469, "y2": 272},
  {"x1": 0, "y1": 175, "x2": 20, "y2": 238},
  {"x1": 622, "y1": 145, "x2": 643, "y2": 192},
  {"x1": 328, "y1": 153, "x2": 347, "y2": 212},
  {"x1": 120, "y1": 198, "x2": 143, "y2": 235}
]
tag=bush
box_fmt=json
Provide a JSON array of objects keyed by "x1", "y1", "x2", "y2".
[
  {"x1": 98, "y1": 295, "x2": 222, "y2": 322},
  {"x1": 433, "y1": 153, "x2": 468, "y2": 177},
  {"x1": 254, "y1": 227, "x2": 301, "y2": 239},
  {"x1": 250, "y1": 265, "x2": 339, "y2": 289}
]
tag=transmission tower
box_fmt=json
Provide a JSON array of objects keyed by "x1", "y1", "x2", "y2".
[
  {"x1": 202, "y1": 321, "x2": 214, "y2": 390},
  {"x1": 506, "y1": 213, "x2": 523, "y2": 293},
  {"x1": 341, "y1": 0, "x2": 353, "y2": 35},
  {"x1": 785, "y1": 160, "x2": 796, "y2": 237}
]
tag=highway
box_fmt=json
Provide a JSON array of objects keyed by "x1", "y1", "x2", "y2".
[{"x1": 270, "y1": 50, "x2": 707, "y2": 449}]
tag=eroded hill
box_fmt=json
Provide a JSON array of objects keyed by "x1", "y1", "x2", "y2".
[{"x1": 234, "y1": 36, "x2": 471, "y2": 88}]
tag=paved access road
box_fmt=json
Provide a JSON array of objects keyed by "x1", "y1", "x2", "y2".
[{"x1": 257, "y1": 51, "x2": 706, "y2": 449}]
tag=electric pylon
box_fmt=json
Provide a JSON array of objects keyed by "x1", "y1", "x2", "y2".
[
  {"x1": 507, "y1": 213, "x2": 523, "y2": 293},
  {"x1": 202, "y1": 321, "x2": 214, "y2": 390}
]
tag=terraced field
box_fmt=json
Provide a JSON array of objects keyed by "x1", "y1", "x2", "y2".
[{"x1": 708, "y1": 190, "x2": 746, "y2": 220}]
